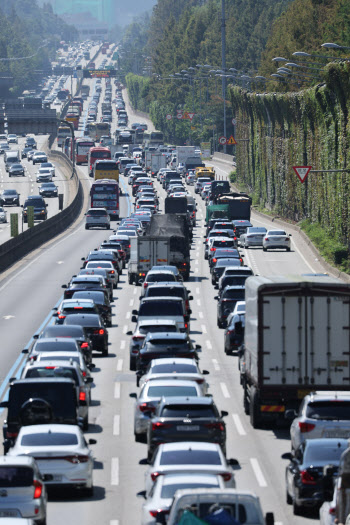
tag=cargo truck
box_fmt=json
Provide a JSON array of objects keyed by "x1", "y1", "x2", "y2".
[
  {"x1": 150, "y1": 152, "x2": 167, "y2": 177},
  {"x1": 176, "y1": 146, "x2": 196, "y2": 167},
  {"x1": 184, "y1": 156, "x2": 205, "y2": 174},
  {"x1": 128, "y1": 237, "x2": 170, "y2": 285},
  {"x1": 206, "y1": 195, "x2": 251, "y2": 223},
  {"x1": 240, "y1": 275, "x2": 350, "y2": 428}
]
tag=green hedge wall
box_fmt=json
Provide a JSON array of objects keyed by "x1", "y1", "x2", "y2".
[{"x1": 230, "y1": 61, "x2": 350, "y2": 247}]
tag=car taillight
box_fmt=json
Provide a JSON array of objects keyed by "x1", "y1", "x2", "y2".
[
  {"x1": 212, "y1": 258, "x2": 217, "y2": 263},
  {"x1": 143, "y1": 282, "x2": 148, "y2": 288},
  {"x1": 195, "y1": 378, "x2": 204, "y2": 384},
  {"x1": 220, "y1": 472, "x2": 232, "y2": 482},
  {"x1": 210, "y1": 247, "x2": 216, "y2": 252},
  {"x1": 109, "y1": 270, "x2": 115, "y2": 274},
  {"x1": 82, "y1": 371, "x2": 87, "y2": 377},
  {"x1": 205, "y1": 422, "x2": 225, "y2": 431},
  {"x1": 329, "y1": 507, "x2": 336, "y2": 515},
  {"x1": 139, "y1": 403, "x2": 156, "y2": 413},
  {"x1": 74, "y1": 306, "x2": 84, "y2": 309},
  {"x1": 185, "y1": 323, "x2": 188, "y2": 330},
  {"x1": 234, "y1": 237, "x2": 237, "y2": 241},
  {"x1": 58, "y1": 314, "x2": 66, "y2": 319},
  {"x1": 226, "y1": 330, "x2": 234, "y2": 335},
  {"x1": 265, "y1": 237, "x2": 269, "y2": 241},
  {"x1": 81, "y1": 342, "x2": 89, "y2": 349},
  {"x1": 152, "y1": 422, "x2": 171, "y2": 430},
  {"x1": 239, "y1": 258, "x2": 243, "y2": 264},
  {"x1": 132, "y1": 335, "x2": 145, "y2": 342},
  {"x1": 79, "y1": 391, "x2": 86, "y2": 402},
  {"x1": 151, "y1": 472, "x2": 162, "y2": 482},
  {"x1": 94, "y1": 329, "x2": 105, "y2": 335},
  {"x1": 64, "y1": 455, "x2": 89, "y2": 464},
  {"x1": 128, "y1": 244, "x2": 131, "y2": 248},
  {"x1": 298, "y1": 422, "x2": 316, "y2": 433},
  {"x1": 300, "y1": 469, "x2": 317, "y2": 485},
  {"x1": 33, "y1": 480, "x2": 42, "y2": 499},
  {"x1": 285, "y1": 237, "x2": 289, "y2": 241},
  {"x1": 6, "y1": 431, "x2": 18, "y2": 439}
]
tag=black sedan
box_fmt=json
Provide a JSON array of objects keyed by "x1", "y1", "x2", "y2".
[
  {"x1": 62, "y1": 275, "x2": 110, "y2": 300},
  {"x1": 283, "y1": 438, "x2": 348, "y2": 515},
  {"x1": 136, "y1": 332, "x2": 200, "y2": 383},
  {"x1": 39, "y1": 182, "x2": 58, "y2": 197},
  {"x1": 224, "y1": 313, "x2": 245, "y2": 354},
  {"x1": 211, "y1": 258, "x2": 242, "y2": 285},
  {"x1": 71, "y1": 290, "x2": 113, "y2": 327},
  {"x1": 63, "y1": 313, "x2": 109, "y2": 356},
  {"x1": 0, "y1": 189, "x2": 20, "y2": 206},
  {"x1": 208, "y1": 248, "x2": 242, "y2": 269},
  {"x1": 146, "y1": 396, "x2": 228, "y2": 459},
  {"x1": 215, "y1": 285, "x2": 245, "y2": 328},
  {"x1": 8, "y1": 163, "x2": 25, "y2": 177}
]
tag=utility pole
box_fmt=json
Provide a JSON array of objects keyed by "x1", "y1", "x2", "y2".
[{"x1": 221, "y1": 0, "x2": 227, "y2": 153}]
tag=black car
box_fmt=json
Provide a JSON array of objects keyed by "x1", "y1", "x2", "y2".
[
  {"x1": 232, "y1": 220, "x2": 253, "y2": 237},
  {"x1": 211, "y1": 258, "x2": 242, "y2": 285},
  {"x1": 78, "y1": 268, "x2": 114, "y2": 300},
  {"x1": 36, "y1": 325, "x2": 93, "y2": 364},
  {"x1": 217, "y1": 272, "x2": 250, "y2": 294},
  {"x1": 136, "y1": 332, "x2": 200, "y2": 382},
  {"x1": 224, "y1": 313, "x2": 245, "y2": 354},
  {"x1": 143, "y1": 283, "x2": 193, "y2": 315},
  {"x1": 63, "y1": 314, "x2": 109, "y2": 356},
  {"x1": 62, "y1": 275, "x2": 110, "y2": 300},
  {"x1": 8, "y1": 163, "x2": 25, "y2": 177},
  {"x1": 39, "y1": 182, "x2": 58, "y2": 197},
  {"x1": 22, "y1": 195, "x2": 47, "y2": 222},
  {"x1": 53, "y1": 299, "x2": 101, "y2": 325},
  {"x1": 146, "y1": 396, "x2": 228, "y2": 459},
  {"x1": 21, "y1": 146, "x2": 33, "y2": 158},
  {"x1": 25, "y1": 137, "x2": 37, "y2": 149},
  {"x1": 0, "y1": 378, "x2": 80, "y2": 453},
  {"x1": 71, "y1": 290, "x2": 112, "y2": 327},
  {"x1": 215, "y1": 285, "x2": 245, "y2": 328},
  {"x1": 283, "y1": 439, "x2": 348, "y2": 515},
  {"x1": 0, "y1": 189, "x2": 20, "y2": 206}
]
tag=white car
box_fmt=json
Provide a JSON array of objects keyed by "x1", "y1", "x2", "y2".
[
  {"x1": 240, "y1": 227, "x2": 267, "y2": 248},
  {"x1": 34, "y1": 351, "x2": 92, "y2": 379},
  {"x1": 7, "y1": 424, "x2": 96, "y2": 495},
  {"x1": 7, "y1": 134, "x2": 18, "y2": 144},
  {"x1": 36, "y1": 168, "x2": 52, "y2": 183},
  {"x1": 186, "y1": 173, "x2": 195, "y2": 185},
  {"x1": 0, "y1": 206, "x2": 7, "y2": 223},
  {"x1": 32, "y1": 151, "x2": 47, "y2": 165},
  {"x1": 84, "y1": 260, "x2": 118, "y2": 288},
  {"x1": 140, "y1": 473, "x2": 224, "y2": 525},
  {"x1": 85, "y1": 208, "x2": 111, "y2": 230},
  {"x1": 144, "y1": 442, "x2": 237, "y2": 495},
  {"x1": 139, "y1": 358, "x2": 209, "y2": 392},
  {"x1": 289, "y1": 391, "x2": 350, "y2": 451},
  {"x1": 40, "y1": 162, "x2": 55, "y2": 177},
  {"x1": 262, "y1": 229, "x2": 291, "y2": 252}
]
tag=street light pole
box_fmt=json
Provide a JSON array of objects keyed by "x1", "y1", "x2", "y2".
[{"x1": 221, "y1": 0, "x2": 227, "y2": 153}]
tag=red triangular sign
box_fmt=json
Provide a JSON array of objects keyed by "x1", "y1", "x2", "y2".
[
  {"x1": 293, "y1": 165, "x2": 312, "y2": 183},
  {"x1": 188, "y1": 112, "x2": 195, "y2": 121}
]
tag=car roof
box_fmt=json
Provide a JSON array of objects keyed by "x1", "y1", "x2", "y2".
[
  {"x1": 24, "y1": 360, "x2": 79, "y2": 370},
  {"x1": 149, "y1": 358, "x2": 197, "y2": 366},
  {"x1": 144, "y1": 379, "x2": 201, "y2": 388},
  {"x1": 160, "y1": 442, "x2": 221, "y2": 452},
  {"x1": 160, "y1": 396, "x2": 214, "y2": 405},
  {"x1": 146, "y1": 332, "x2": 188, "y2": 341},
  {"x1": 307, "y1": 391, "x2": 350, "y2": 402},
  {"x1": 140, "y1": 297, "x2": 183, "y2": 303},
  {"x1": 35, "y1": 337, "x2": 78, "y2": 345},
  {"x1": 61, "y1": 299, "x2": 94, "y2": 305},
  {"x1": 305, "y1": 438, "x2": 348, "y2": 449},
  {"x1": 40, "y1": 325, "x2": 85, "y2": 336},
  {"x1": 138, "y1": 319, "x2": 178, "y2": 326},
  {"x1": 17, "y1": 424, "x2": 81, "y2": 435},
  {"x1": 0, "y1": 456, "x2": 36, "y2": 467}
]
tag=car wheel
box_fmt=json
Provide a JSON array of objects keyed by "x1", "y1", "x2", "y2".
[
  {"x1": 85, "y1": 225, "x2": 89, "y2": 230},
  {"x1": 102, "y1": 348, "x2": 108, "y2": 357},
  {"x1": 83, "y1": 415, "x2": 89, "y2": 431},
  {"x1": 35, "y1": 519, "x2": 46, "y2": 525},
  {"x1": 287, "y1": 247, "x2": 291, "y2": 252},
  {"x1": 106, "y1": 320, "x2": 112, "y2": 327},
  {"x1": 293, "y1": 498, "x2": 302, "y2": 516},
  {"x1": 217, "y1": 319, "x2": 223, "y2": 328},
  {"x1": 83, "y1": 485, "x2": 94, "y2": 497},
  {"x1": 106, "y1": 224, "x2": 110, "y2": 230},
  {"x1": 134, "y1": 432, "x2": 145, "y2": 443},
  {"x1": 263, "y1": 247, "x2": 267, "y2": 252},
  {"x1": 130, "y1": 356, "x2": 136, "y2": 371}
]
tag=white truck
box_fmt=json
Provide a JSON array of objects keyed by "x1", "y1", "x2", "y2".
[
  {"x1": 150, "y1": 152, "x2": 167, "y2": 177},
  {"x1": 128, "y1": 236, "x2": 170, "y2": 285},
  {"x1": 176, "y1": 146, "x2": 197, "y2": 167},
  {"x1": 240, "y1": 275, "x2": 350, "y2": 428},
  {"x1": 165, "y1": 488, "x2": 275, "y2": 525}
]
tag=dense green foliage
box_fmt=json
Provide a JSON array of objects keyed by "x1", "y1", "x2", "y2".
[
  {"x1": 0, "y1": 0, "x2": 78, "y2": 97},
  {"x1": 230, "y1": 60, "x2": 350, "y2": 267}
]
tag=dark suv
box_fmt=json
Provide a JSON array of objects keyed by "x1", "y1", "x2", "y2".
[
  {"x1": 0, "y1": 378, "x2": 81, "y2": 452},
  {"x1": 22, "y1": 195, "x2": 47, "y2": 222},
  {"x1": 216, "y1": 285, "x2": 245, "y2": 328}
]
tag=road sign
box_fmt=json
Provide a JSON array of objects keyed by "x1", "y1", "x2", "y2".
[
  {"x1": 293, "y1": 165, "x2": 312, "y2": 183},
  {"x1": 232, "y1": 118, "x2": 237, "y2": 125},
  {"x1": 166, "y1": 114, "x2": 172, "y2": 120},
  {"x1": 182, "y1": 111, "x2": 190, "y2": 119},
  {"x1": 176, "y1": 112, "x2": 183, "y2": 120},
  {"x1": 191, "y1": 126, "x2": 196, "y2": 130},
  {"x1": 188, "y1": 112, "x2": 195, "y2": 121},
  {"x1": 218, "y1": 136, "x2": 227, "y2": 145},
  {"x1": 227, "y1": 135, "x2": 237, "y2": 145}
]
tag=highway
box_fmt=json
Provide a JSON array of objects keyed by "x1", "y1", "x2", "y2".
[{"x1": 0, "y1": 51, "x2": 326, "y2": 524}]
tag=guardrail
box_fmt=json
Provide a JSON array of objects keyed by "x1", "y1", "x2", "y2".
[{"x1": 0, "y1": 152, "x2": 83, "y2": 274}]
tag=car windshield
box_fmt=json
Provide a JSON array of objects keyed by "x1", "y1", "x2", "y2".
[
  {"x1": 11, "y1": 164, "x2": 22, "y2": 169},
  {"x1": 139, "y1": 302, "x2": 183, "y2": 317},
  {"x1": 3, "y1": 190, "x2": 17, "y2": 195},
  {"x1": 306, "y1": 401, "x2": 350, "y2": 420},
  {"x1": 151, "y1": 363, "x2": 197, "y2": 374},
  {"x1": 147, "y1": 386, "x2": 198, "y2": 397},
  {"x1": 24, "y1": 199, "x2": 44, "y2": 207},
  {"x1": 160, "y1": 405, "x2": 217, "y2": 418},
  {"x1": 0, "y1": 467, "x2": 33, "y2": 487},
  {"x1": 160, "y1": 450, "x2": 222, "y2": 466},
  {"x1": 21, "y1": 433, "x2": 78, "y2": 446},
  {"x1": 41, "y1": 183, "x2": 55, "y2": 188}
]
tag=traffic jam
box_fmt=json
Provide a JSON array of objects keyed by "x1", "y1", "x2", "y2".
[{"x1": 1, "y1": 46, "x2": 350, "y2": 525}]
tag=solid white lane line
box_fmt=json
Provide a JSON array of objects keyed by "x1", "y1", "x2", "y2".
[
  {"x1": 117, "y1": 359, "x2": 123, "y2": 371},
  {"x1": 201, "y1": 324, "x2": 207, "y2": 334},
  {"x1": 220, "y1": 382, "x2": 230, "y2": 398},
  {"x1": 113, "y1": 415, "x2": 120, "y2": 435},
  {"x1": 114, "y1": 382, "x2": 120, "y2": 399},
  {"x1": 212, "y1": 358, "x2": 220, "y2": 370},
  {"x1": 129, "y1": 299, "x2": 134, "y2": 306},
  {"x1": 250, "y1": 458, "x2": 267, "y2": 487},
  {"x1": 111, "y1": 458, "x2": 119, "y2": 485},
  {"x1": 206, "y1": 341, "x2": 212, "y2": 350},
  {"x1": 126, "y1": 311, "x2": 130, "y2": 319},
  {"x1": 199, "y1": 311, "x2": 203, "y2": 319},
  {"x1": 232, "y1": 414, "x2": 246, "y2": 436},
  {"x1": 120, "y1": 340, "x2": 126, "y2": 350}
]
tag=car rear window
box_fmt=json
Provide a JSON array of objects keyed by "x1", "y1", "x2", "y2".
[
  {"x1": 139, "y1": 325, "x2": 177, "y2": 334},
  {"x1": 24, "y1": 367, "x2": 79, "y2": 384},
  {"x1": 139, "y1": 302, "x2": 183, "y2": 317},
  {"x1": 151, "y1": 363, "x2": 197, "y2": 374},
  {"x1": 160, "y1": 405, "x2": 217, "y2": 418},
  {"x1": 34, "y1": 341, "x2": 78, "y2": 352},
  {"x1": 222, "y1": 276, "x2": 248, "y2": 286},
  {"x1": 147, "y1": 386, "x2": 198, "y2": 397},
  {"x1": 306, "y1": 401, "x2": 350, "y2": 420},
  {"x1": 149, "y1": 339, "x2": 187, "y2": 346},
  {"x1": 213, "y1": 240, "x2": 234, "y2": 248},
  {"x1": 222, "y1": 289, "x2": 245, "y2": 300},
  {"x1": 9, "y1": 383, "x2": 76, "y2": 419},
  {"x1": 160, "y1": 450, "x2": 221, "y2": 466},
  {"x1": 0, "y1": 467, "x2": 33, "y2": 487},
  {"x1": 147, "y1": 274, "x2": 176, "y2": 283},
  {"x1": 147, "y1": 287, "x2": 185, "y2": 298},
  {"x1": 88, "y1": 210, "x2": 108, "y2": 216},
  {"x1": 21, "y1": 433, "x2": 78, "y2": 446},
  {"x1": 305, "y1": 442, "x2": 347, "y2": 464}
]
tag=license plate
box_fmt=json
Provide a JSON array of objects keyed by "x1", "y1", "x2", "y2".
[
  {"x1": 0, "y1": 511, "x2": 19, "y2": 517},
  {"x1": 177, "y1": 425, "x2": 200, "y2": 431},
  {"x1": 323, "y1": 430, "x2": 350, "y2": 438}
]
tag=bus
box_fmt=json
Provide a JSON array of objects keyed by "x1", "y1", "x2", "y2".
[
  {"x1": 65, "y1": 112, "x2": 79, "y2": 130},
  {"x1": 57, "y1": 125, "x2": 71, "y2": 147},
  {"x1": 87, "y1": 122, "x2": 111, "y2": 142},
  {"x1": 93, "y1": 159, "x2": 119, "y2": 182},
  {"x1": 90, "y1": 179, "x2": 119, "y2": 219},
  {"x1": 76, "y1": 138, "x2": 95, "y2": 165},
  {"x1": 64, "y1": 137, "x2": 74, "y2": 160},
  {"x1": 88, "y1": 146, "x2": 111, "y2": 176},
  {"x1": 143, "y1": 130, "x2": 164, "y2": 148}
]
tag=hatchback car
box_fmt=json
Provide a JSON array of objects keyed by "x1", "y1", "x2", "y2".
[
  {"x1": 263, "y1": 229, "x2": 291, "y2": 251},
  {"x1": 139, "y1": 358, "x2": 209, "y2": 392},
  {"x1": 63, "y1": 314, "x2": 109, "y2": 356},
  {"x1": 85, "y1": 208, "x2": 110, "y2": 230},
  {"x1": 0, "y1": 456, "x2": 46, "y2": 523}
]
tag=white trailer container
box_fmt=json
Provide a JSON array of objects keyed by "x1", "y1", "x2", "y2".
[
  {"x1": 128, "y1": 236, "x2": 170, "y2": 285},
  {"x1": 150, "y1": 152, "x2": 166, "y2": 177},
  {"x1": 176, "y1": 146, "x2": 196, "y2": 166},
  {"x1": 241, "y1": 275, "x2": 350, "y2": 428}
]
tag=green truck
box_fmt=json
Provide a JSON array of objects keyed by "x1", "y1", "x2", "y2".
[{"x1": 205, "y1": 194, "x2": 251, "y2": 223}]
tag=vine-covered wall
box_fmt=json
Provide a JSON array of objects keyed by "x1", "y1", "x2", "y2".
[{"x1": 230, "y1": 61, "x2": 350, "y2": 250}]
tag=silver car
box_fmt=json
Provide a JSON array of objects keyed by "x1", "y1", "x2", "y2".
[
  {"x1": 240, "y1": 227, "x2": 267, "y2": 248},
  {"x1": 85, "y1": 208, "x2": 110, "y2": 230},
  {"x1": 0, "y1": 206, "x2": 7, "y2": 223},
  {"x1": 130, "y1": 379, "x2": 202, "y2": 441},
  {"x1": 0, "y1": 456, "x2": 47, "y2": 522},
  {"x1": 263, "y1": 229, "x2": 291, "y2": 251},
  {"x1": 289, "y1": 391, "x2": 350, "y2": 451},
  {"x1": 139, "y1": 357, "x2": 209, "y2": 393}
]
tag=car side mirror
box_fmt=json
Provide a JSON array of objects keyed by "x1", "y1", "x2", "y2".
[
  {"x1": 22, "y1": 349, "x2": 28, "y2": 354},
  {"x1": 202, "y1": 370, "x2": 209, "y2": 375},
  {"x1": 61, "y1": 284, "x2": 67, "y2": 289},
  {"x1": 137, "y1": 490, "x2": 147, "y2": 499},
  {"x1": 132, "y1": 309, "x2": 138, "y2": 315},
  {"x1": 33, "y1": 334, "x2": 39, "y2": 339},
  {"x1": 281, "y1": 452, "x2": 294, "y2": 461},
  {"x1": 195, "y1": 344, "x2": 201, "y2": 350},
  {"x1": 221, "y1": 410, "x2": 229, "y2": 417},
  {"x1": 214, "y1": 296, "x2": 218, "y2": 300},
  {"x1": 285, "y1": 409, "x2": 297, "y2": 420},
  {"x1": 85, "y1": 377, "x2": 93, "y2": 384},
  {"x1": 228, "y1": 458, "x2": 239, "y2": 467},
  {"x1": 46, "y1": 203, "x2": 48, "y2": 207},
  {"x1": 81, "y1": 257, "x2": 85, "y2": 261},
  {"x1": 188, "y1": 296, "x2": 193, "y2": 301},
  {"x1": 289, "y1": 234, "x2": 292, "y2": 237},
  {"x1": 139, "y1": 458, "x2": 149, "y2": 465},
  {"x1": 0, "y1": 401, "x2": 8, "y2": 408},
  {"x1": 129, "y1": 393, "x2": 137, "y2": 399},
  {"x1": 126, "y1": 331, "x2": 133, "y2": 336},
  {"x1": 88, "y1": 439, "x2": 97, "y2": 445},
  {"x1": 88, "y1": 363, "x2": 96, "y2": 370}
]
